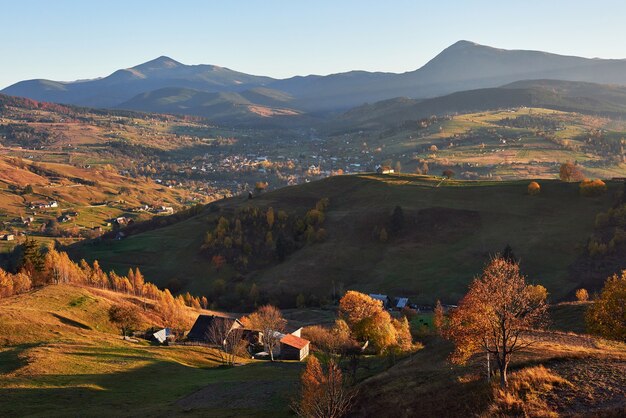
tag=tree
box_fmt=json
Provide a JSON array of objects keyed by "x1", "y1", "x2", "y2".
[
  {"x1": 242, "y1": 305, "x2": 286, "y2": 361},
  {"x1": 444, "y1": 257, "x2": 548, "y2": 387},
  {"x1": 394, "y1": 161, "x2": 402, "y2": 174},
  {"x1": 108, "y1": 304, "x2": 141, "y2": 338},
  {"x1": 390, "y1": 206, "x2": 404, "y2": 234},
  {"x1": 579, "y1": 179, "x2": 607, "y2": 197},
  {"x1": 433, "y1": 300, "x2": 445, "y2": 333},
  {"x1": 23, "y1": 184, "x2": 34, "y2": 195},
  {"x1": 442, "y1": 169, "x2": 455, "y2": 179},
  {"x1": 206, "y1": 319, "x2": 245, "y2": 365},
  {"x1": 292, "y1": 357, "x2": 356, "y2": 418},
  {"x1": 501, "y1": 244, "x2": 517, "y2": 264},
  {"x1": 586, "y1": 270, "x2": 626, "y2": 341},
  {"x1": 338, "y1": 291, "x2": 397, "y2": 353},
  {"x1": 575, "y1": 288, "x2": 589, "y2": 302},
  {"x1": 527, "y1": 181, "x2": 540, "y2": 195},
  {"x1": 559, "y1": 161, "x2": 584, "y2": 182},
  {"x1": 266, "y1": 207, "x2": 275, "y2": 229}
]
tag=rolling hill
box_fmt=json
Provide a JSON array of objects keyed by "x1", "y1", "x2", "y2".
[
  {"x1": 335, "y1": 79, "x2": 626, "y2": 129},
  {"x1": 117, "y1": 87, "x2": 302, "y2": 124},
  {"x1": 70, "y1": 174, "x2": 622, "y2": 309},
  {"x1": 8, "y1": 41, "x2": 626, "y2": 116}
]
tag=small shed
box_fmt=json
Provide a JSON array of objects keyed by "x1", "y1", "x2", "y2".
[
  {"x1": 152, "y1": 328, "x2": 172, "y2": 344},
  {"x1": 280, "y1": 334, "x2": 310, "y2": 361}
]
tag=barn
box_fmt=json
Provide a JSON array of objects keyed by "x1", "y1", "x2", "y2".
[
  {"x1": 187, "y1": 314, "x2": 243, "y2": 342},
  {"x1": 279, "y1": 334, "x2": 310, "y2": 361}
]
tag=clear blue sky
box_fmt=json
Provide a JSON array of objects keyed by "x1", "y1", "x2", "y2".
[{"x1": 1, "y1": 0, "x2": 625, "y2": 88}]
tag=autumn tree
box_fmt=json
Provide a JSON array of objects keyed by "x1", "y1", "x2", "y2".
[
  {"x1": 586, "y1": 270, "x2": 626, "y2": 341},
  {"x1": 108, "y1": 304, "x2": 141, "y2": 338},
  {"x1": 575, "y1": 288, "x2": 589, "y2": 302},
  {"x1": 442, "y1": 169, "x2": 455, "y2": 179},
  {"x1": 433, "y1": 300, "x2": 445, "y2": 333},
  {"x1": 242, "y1": 305, "x2": 286, "y2": 361},
  {"x1": 292, "y1": 356, "x2": 356, "y2": 418},
  {"x1": 559, "y1": 161, "x2": 584, "y2": 182},
  {"x1": 527, "y1": 181, "x2": 541, "y2": 195},
  {"x1": 444, "y1": 257, "x2": 548, "y2": 387},
  {"x1": 338, "y1": 291, "x2": 398, "y2": 353}
]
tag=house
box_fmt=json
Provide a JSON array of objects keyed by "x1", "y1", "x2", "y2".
[
  {"x1": 376, "y1": 165, "x2": 395, "y2": 174},
  {"x1": 369, "y1": 293, "x2": 391, "y2": 308},
  {"x1": 394, "y1": 297, "x2": 411, "y2": 310},
  {"x1": 279, "y1": 334, "x2": 310, "y2": 361},
  {"x1": 187, "y1": 314, "x2": 243, "y2": 342},
  {"x1": 1, "y1": 234, "x2": 14, "y2": 241},
  {"x1": 152, "y1": 328, "x2": 172, "y2": 344}
]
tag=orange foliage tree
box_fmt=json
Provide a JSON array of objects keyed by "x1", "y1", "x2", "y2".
[
  {"x1": 559, "y1": 161, "x2": 585, "y2": 182},
  {"x1": 338, "y1": 291, "x2": 406, "y2": 353},
  {"x1": 527, "y1": 181, "x2": 541, "y2": 195},
  {"x1": 444, "y1": 257, "x2": 548, "y2": 387},
  {"x1": 292, "y1": 356, "x2": 356, "y2": 418}
]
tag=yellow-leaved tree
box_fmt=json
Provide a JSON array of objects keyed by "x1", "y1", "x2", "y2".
[{"x1": 586, "y1": 270, "x2": 626, "y2": 342}]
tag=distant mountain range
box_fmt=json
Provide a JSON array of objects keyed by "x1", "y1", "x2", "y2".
[{"x1": 6, "y1": 41, "x2": 626, "y2": 124}]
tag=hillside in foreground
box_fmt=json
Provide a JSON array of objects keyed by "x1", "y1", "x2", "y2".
[
  {"x1": 0, "y1": 283, "x2": 623, "y2": 417},
  {"x1": 0, "y1": 284, "x2": 302, "y2": 417},
  {"x1": 71, "y1": 174, "x2": 622, "y2": 309}
]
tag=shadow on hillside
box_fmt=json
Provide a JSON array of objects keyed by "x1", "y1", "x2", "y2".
[
  {"x1": 0, "y1": 343, "x2": 41, "y2": 374},
  {"x1": 350, "y1": 337, "x2": 492, "y2": 418},
  {"x1": 0, "y1": 354, "x2": 303, "y2": 417},
  {"x1": 51, "y1": 313, "x2": 92, "y2": 330}
]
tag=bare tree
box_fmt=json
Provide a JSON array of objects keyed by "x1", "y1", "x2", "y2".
[
  {"x1": 243, "y1": 305, "x2": 286, "y2": 361},
  {"x1": 206, "y1": 318, "x2": 246, "y2": 365},
  {"x1": 444, "y1": 257, "x2": 548, "y2": 387}
]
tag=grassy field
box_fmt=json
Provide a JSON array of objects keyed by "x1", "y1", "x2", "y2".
[
  {"x1": 73, "y1": 174, "x2": 620, "y2": 306},
  {"x1": 0, "y1": 285, "x2": 303, "y2": 417}
]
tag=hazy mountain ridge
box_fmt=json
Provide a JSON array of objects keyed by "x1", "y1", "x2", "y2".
[{"x1": 6, "y1": 41, "x2": 626, "y2": 121}]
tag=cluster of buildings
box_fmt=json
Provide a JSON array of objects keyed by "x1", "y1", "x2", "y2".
[{"x1": 153, "y1": 314, "x2": 311, "y2": 362}]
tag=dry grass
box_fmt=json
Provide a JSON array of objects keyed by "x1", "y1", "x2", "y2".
[{"x1": 486, "y1": 366, "x2": 572, "y2": 417}]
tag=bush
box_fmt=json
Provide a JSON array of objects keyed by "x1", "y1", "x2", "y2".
[
  {"x1": 579, "y1": 179, "x2": 607, "y2": 197},
  {"x1": 527, "y1": 181, "x2": 540, "y2": 195},
  {"x1": 575, "y1": 288, "x2": 589, "y2": 302}
]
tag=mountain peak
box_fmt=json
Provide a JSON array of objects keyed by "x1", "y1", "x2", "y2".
[{"x1": 132, "y1": 56, "x2": 182, "y2": 71}]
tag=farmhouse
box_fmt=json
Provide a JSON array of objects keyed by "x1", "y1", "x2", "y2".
[
  {"x1": 369, "y1": 293, "x2": 391, "y2": 308},
  {"x1": 394, "y1": 297, "x2": 411, "y2": 310},
  {"x1": 279, "y1": 334, "x2": 310, "y2": 361},
  {"x1": 1, "y1": 234, "x2": 15, "y2": 241},
  {"x1": 187, "y1": 314, "x2": 243, "y2": 342},
  {"x1": 376, "y1": 165, "x2": 395, "y2": 174}
]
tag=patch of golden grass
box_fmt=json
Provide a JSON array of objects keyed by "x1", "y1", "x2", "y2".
[{"x1": 485, "y1": 365, "x2": 572, "y2": 418}]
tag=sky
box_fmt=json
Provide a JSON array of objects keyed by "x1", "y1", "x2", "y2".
[{"x1": 2, "y1": 0, "x2": 626, "y2": 88}]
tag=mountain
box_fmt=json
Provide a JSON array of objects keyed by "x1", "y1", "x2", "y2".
[
  {"x1": 7, "y1": 42, "x2": 626, "y2": 116},
  {"x1": 2, "y1": 56, "x2": 275, "y2": 108},
  {"x1": 335, "y1": 79, "x2": 626, "y2": 129},
  {"x1": 270, "y1": 40, "x2": 626, "y2": 111},
  {"x1": 117, "y1": 86, "x2": 301, "y2": 124}
]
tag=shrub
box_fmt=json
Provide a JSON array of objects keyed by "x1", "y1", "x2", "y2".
[
  {"x1": 575, "y1": 288, "x2": 589, "y2": 302},
  {"x1": 579, "y1": 179, "x2": 607, "y2": 197},
  {"x1": 527, "y1": 181, "x2": 540, "y2": 195}
]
